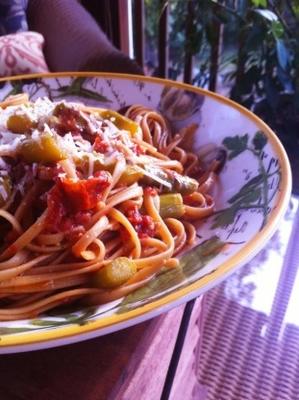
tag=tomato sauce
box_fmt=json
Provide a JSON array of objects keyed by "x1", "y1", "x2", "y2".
[
  {"x1": 133, "y1": 144, "x2": 145, "y2": 155},
  {"x1": 144, "y1": 186, "x2": 158, "y2": 196},
  {"x1": 60, "y1": 172, "x2": 110, "y2": 212},
  {"x1": 93, "y1": 136, "x2": 111, "y2": 153},
  {"x1": 127, "y1": 206, "x2": 156, "y2": 238},
  {"x1": 183, "y1": 194, "x2": 198, "y2": 207},
  {"x1": 53, "y1": 104, "x2": 96, "y2": 142},
  {"x1": 45, "y1": 171, "x2": 110, "y2": 240}
]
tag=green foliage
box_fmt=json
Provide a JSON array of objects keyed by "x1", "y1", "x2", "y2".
[
  {"x1": 56, "y1": 77, "x2": 111, "y2": 102},
  {"x1": 228, "y1": 174, "x2": 263, "y2": 204},
  {"x1": 223, "y1": 134, "x2": 249, "y2": 159},
  {"x1": 212, "y1": 131, "x2": 281, "y2": 231},
  {"x1": 212, "y1": 206, "x2": 239, "y2": 228},
  {"x1": 224, "y1": 2, "x2": 298, "y2": 118},
  {"x1": 253, "y1": 131, "x2": 267, "y2": 151},
  {"x1": 143, "y1": 0, "x2": 299, "y2": 129},
  {"x1": 31, "y1": 308, "x2": 97, "y2": 327},
  {"x1": 117, "y1": 235, "x2": 226, "y2": 313},
  {"x1": 251, "y1": 0, "x2": 267, "y2": 7}
]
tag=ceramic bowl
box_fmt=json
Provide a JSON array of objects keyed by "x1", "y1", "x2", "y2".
[{"x1": 0, "y1": 73, "x2": 291, "y2": 353}]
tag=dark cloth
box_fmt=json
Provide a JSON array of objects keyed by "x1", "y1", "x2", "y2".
[{"x1": 27, "y1": 0, "x2": 143, "y2": 74}]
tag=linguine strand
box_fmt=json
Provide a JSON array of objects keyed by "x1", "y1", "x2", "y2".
[{"x1": 0, "y1": 97, "x2": 219, "y2": 320}]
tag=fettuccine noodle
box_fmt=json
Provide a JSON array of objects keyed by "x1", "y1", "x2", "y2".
[{"x1": 0, "y1": 94, "x2": 217, "y2": 320}]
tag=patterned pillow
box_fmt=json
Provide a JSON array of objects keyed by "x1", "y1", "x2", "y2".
[
  {"x1": 0, "y1": 31, "x2": 49, "y2": 76},
  {"x1": 0, "y1": 0, "x2": 28, "y2": 35}
]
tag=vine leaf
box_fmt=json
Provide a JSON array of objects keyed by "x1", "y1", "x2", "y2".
[
  {"x1": 222, "y1": 134, "x2": 248, "y2": 159},
  {"x1": 4, "y1": 80, "x2": 25, "y2": 98},
  {"x1": 252, "y1": 131, "x2": 267, "y2": 151},
  {"x1": 31, "y1": 308, "x2": 98, "y2": 328},
  {"x1": 55, "y1": 77, "x2": 111, "y2": 102},
  {"x1": 117, "y1": 236, "x2": 225, "y2": 314},
  {"x1": 181, "y1": 236, "x2": 226, "y2": 275},
  {"x1": 31, "y1": 319, "x2": 70, "y2": 327},
  {"x1": 271, "y1": 21, "x2": 284, "y2": 39},
  {"x1": 239, "y1": 188, "x2": 262, "y2": 204},
  {"x1": 228, "y1": 175, "x2": 263, "y2": 204},
  {"x1": 213, "y1": 184, "x2": 262, "y2": 229},
  {"x1": 251, "y1": 0, "x2": 267, "y2": 7},
  {"x1": 212, "y1": 207, "x2": 238, "y2": 229},
  {"x1": 0, "y1": 327, "x2": 36, "y2": 335}
]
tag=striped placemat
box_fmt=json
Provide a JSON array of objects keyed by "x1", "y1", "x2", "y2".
[{"x1": 197, "y1": 198, "x2": 299, "y2": 400}]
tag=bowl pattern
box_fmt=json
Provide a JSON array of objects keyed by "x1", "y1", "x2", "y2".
[{"x1": 0, "y1": 73, "x2": 291, "y2": 351}]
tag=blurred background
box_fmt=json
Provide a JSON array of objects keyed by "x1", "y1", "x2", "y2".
[
  {"x1": 83, "y1": 0, "x2": 299, "y2": 191},
  {"x1": 1, "y1": 0, "x2": 298, "y2": 188}
]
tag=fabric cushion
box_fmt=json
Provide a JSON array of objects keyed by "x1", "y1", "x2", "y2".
[
  {"x1": 0, "y1": 0, "x2": 28, "y2": 35},
  {"x1": 0, "y1": 31, "x2": 49, "y2": 77}
]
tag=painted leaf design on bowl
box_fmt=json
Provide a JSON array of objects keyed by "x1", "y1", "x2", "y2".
[
  {"x1": 212, "y1": 131, "x2": 281, "y2": 231},
  {"x1": 0, "y1": 74, "x2": 289, "y2": 349},
  {"x1": 158, "y1": 85, "x2": 204, "y2": 121},
  {"x1": 117, "y1": 235, "x2": 226, "y2": 313},
  {"x1": 3, "y1": 77, "x2": 111, "y2": 103},
  {"x1": 54, "y1": 77, "x2": 111, "y2": 102}
]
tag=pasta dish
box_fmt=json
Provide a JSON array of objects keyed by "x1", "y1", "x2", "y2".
[{"x1": 0, "y1": 93, "x2": 217, "y2": 320}]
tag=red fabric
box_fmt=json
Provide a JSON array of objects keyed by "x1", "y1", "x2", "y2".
[{"x1": 0, "y1": 31, "x2": 49, "y2": 76}]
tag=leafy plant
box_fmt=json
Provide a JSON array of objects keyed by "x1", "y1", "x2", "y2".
[
  {"x1": 143, "y1": 0, "x2": 298, "y2": 188},
  {"x1": 228, "y1": 1, "x2": 298, "y2": 110},
  {"x1": 143, "y1": 1, "x2": 298, "y2": 122}
]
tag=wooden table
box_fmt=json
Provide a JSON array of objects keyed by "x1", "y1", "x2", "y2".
[{"x1": 0, "y1": 297, "x2": 206, "y2": 400}]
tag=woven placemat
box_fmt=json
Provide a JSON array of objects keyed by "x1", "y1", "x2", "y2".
[{"x1": 197, "y1": 200, "x2": 299, "y2": 400}]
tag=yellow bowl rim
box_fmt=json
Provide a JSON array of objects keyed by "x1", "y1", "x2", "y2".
[{"x1": 0, "y1": 72, "x2": 292, "y2": 348}]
